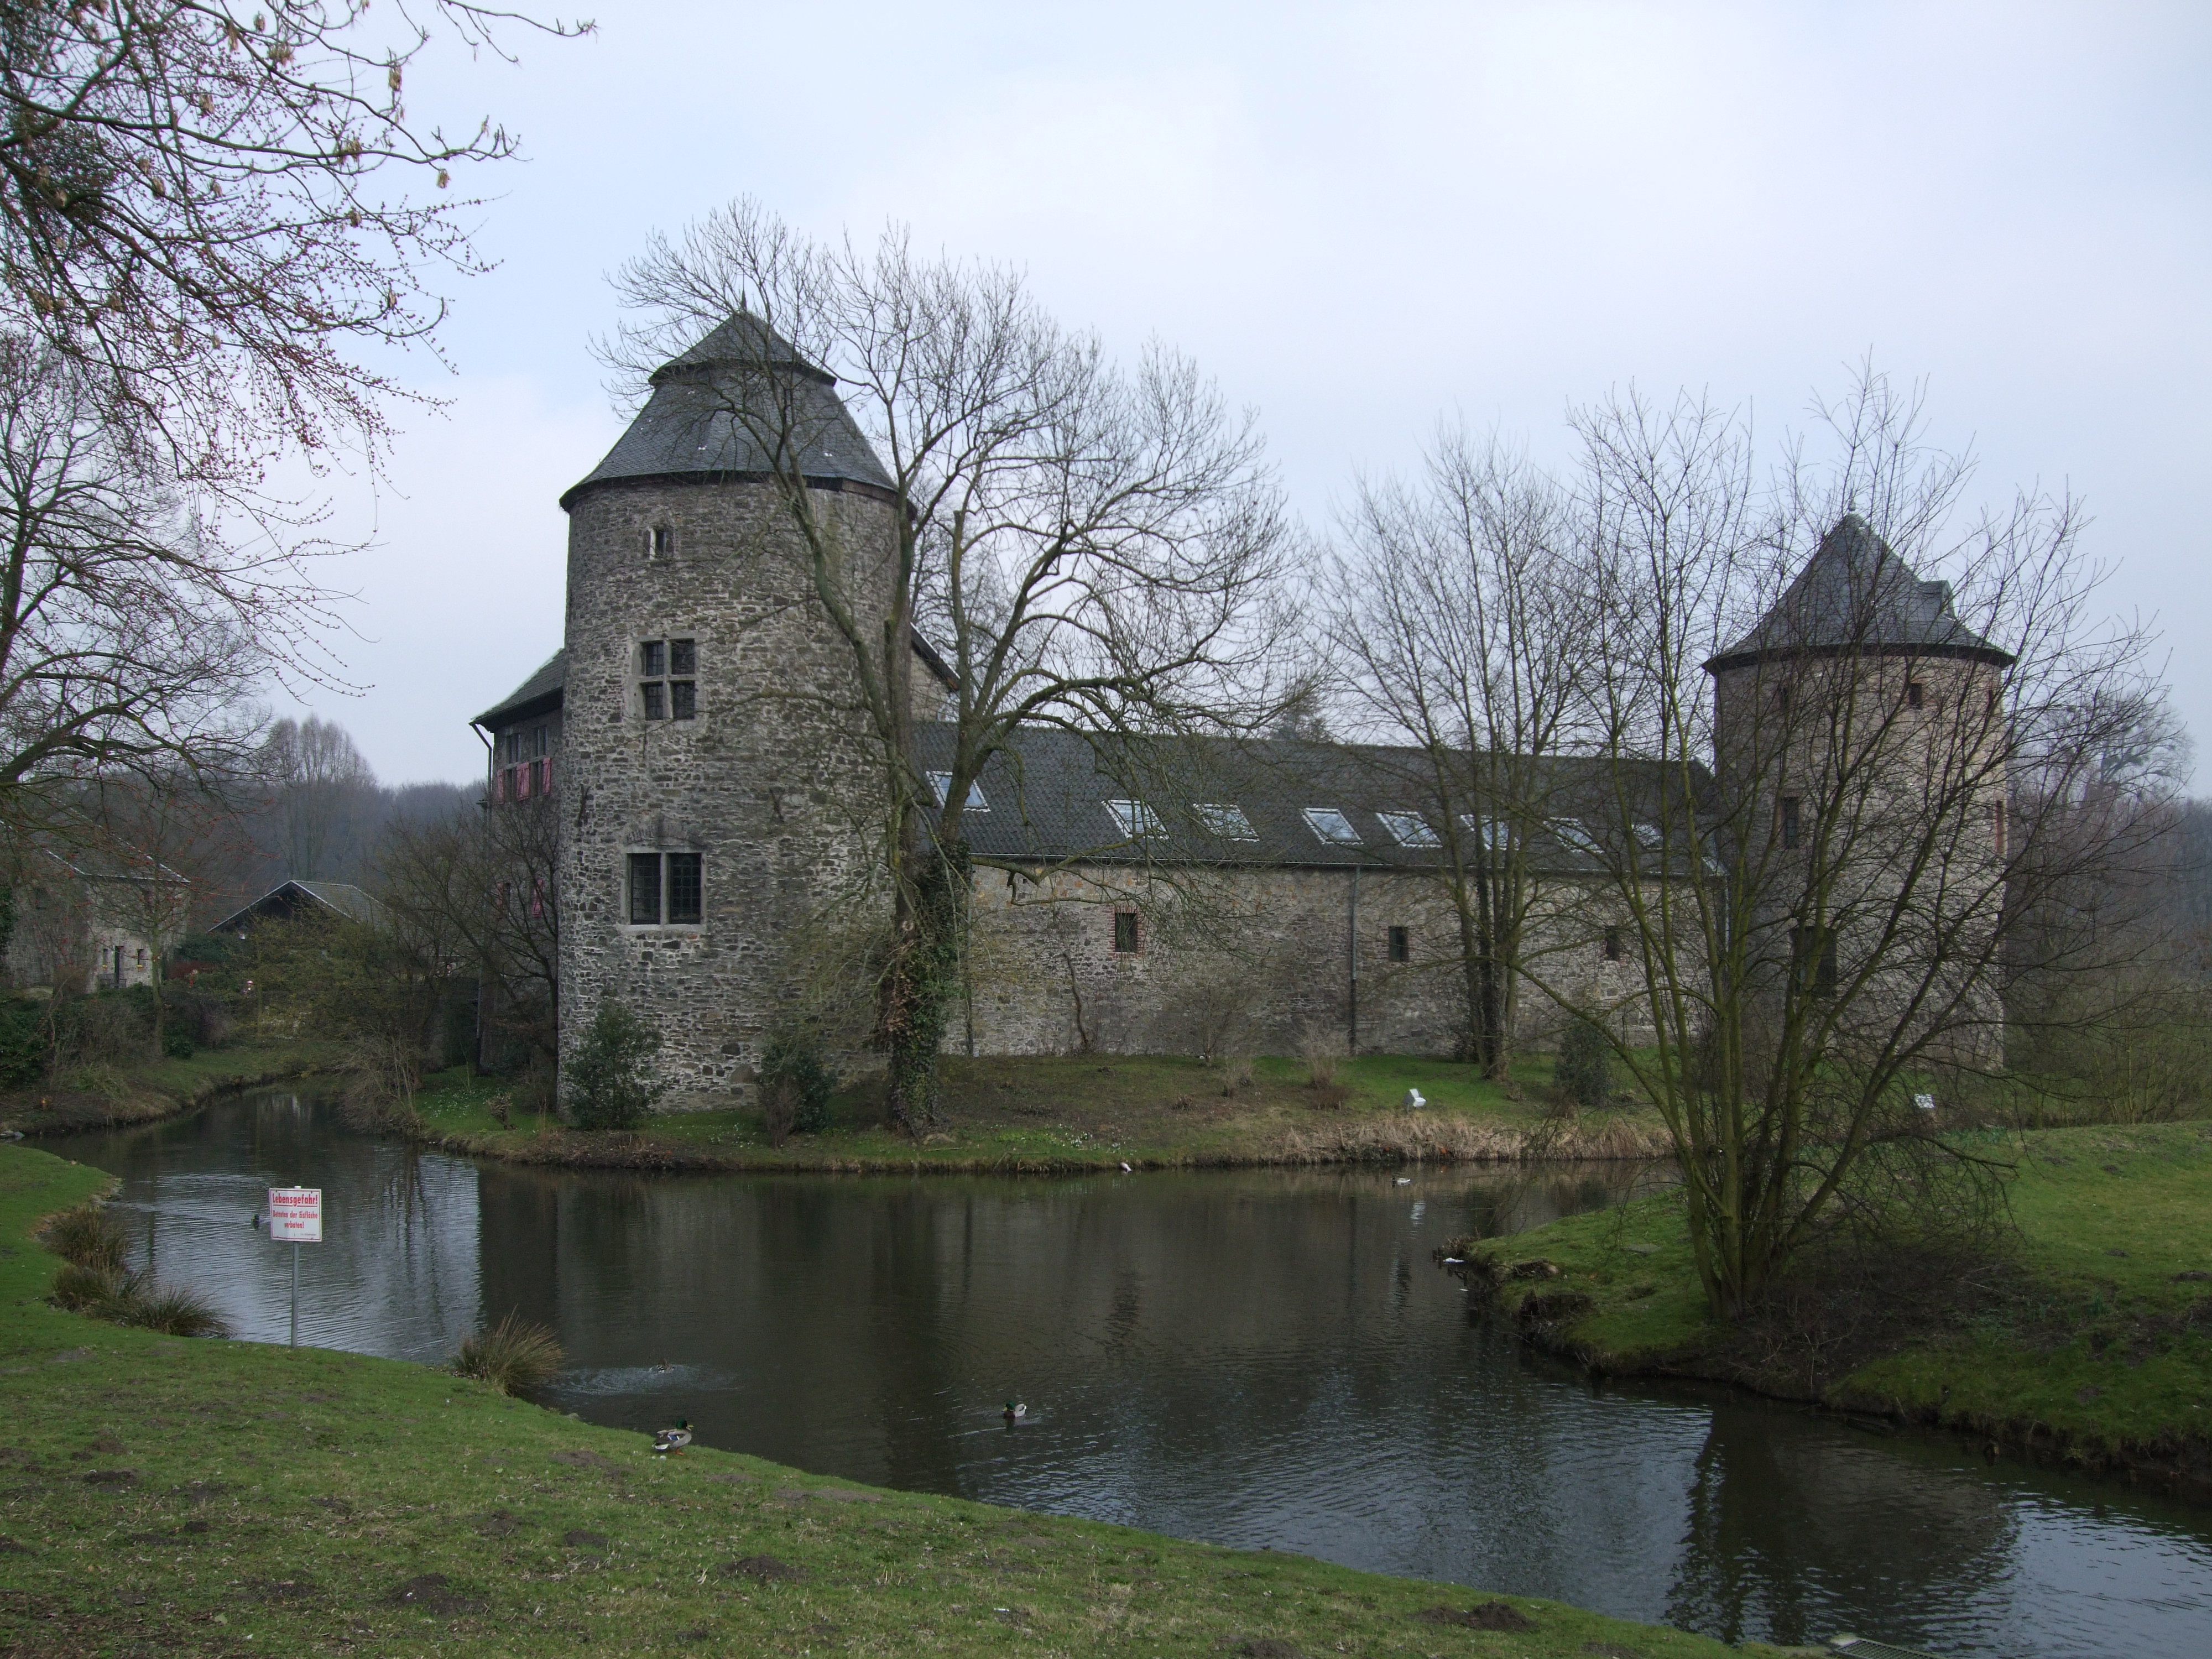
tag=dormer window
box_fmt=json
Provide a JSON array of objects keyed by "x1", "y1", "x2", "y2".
[
  {"x1": 1302, "y1": 807, "x2": 1360, "y2": 846},
  {"x1": 639, "y1": 638, "x2": 697, "y2": 721},
  {"x1": 927, "y1": 772, "x2": 989, "y2": 811},
  {"x1": 1376, "y1": 811, "x2": 1439, "y2": 849},
  {"x1": 1104, "y1": 799, "x2": 1161, "y2": 838},
  {"x1": 1193, "y1": 802, "x2": 1257, "y2": 841}
]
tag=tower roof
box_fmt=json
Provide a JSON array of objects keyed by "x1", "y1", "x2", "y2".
[
  {"x1": 1704, "y1": 514, "x2": 2014, "y2": 673},
  {"x1": 560, "y1": 315, "x2": 894, "y2": 510}
]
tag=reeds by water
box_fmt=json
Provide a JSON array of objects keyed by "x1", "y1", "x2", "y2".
[
  {"x1": 40, "y1": 1207, "x2": 229, "y2": 1336},
  {"x1": 452, "y1": 1312, "x2": 565, "y2": 1395}
]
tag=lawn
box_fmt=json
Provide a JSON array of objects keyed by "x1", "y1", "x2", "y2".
[
  {"x1": 0, "y1": 1139, "x2": 1794, "y2": 1658},
  {"x1": 409, "y1": 1051, "x2": 1675, "y2": 1173},
  {"x1": 1445, "y1": 1121, "x2": 2212, "y2": 1481}
]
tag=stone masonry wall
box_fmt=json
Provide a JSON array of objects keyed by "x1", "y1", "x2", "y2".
[
  {"x1": 557, "y1": 477, "x2": 896, "y2": 1110},
  {"x1": 954, "y1": 862, "x2": 1656, "y2": 1059}
]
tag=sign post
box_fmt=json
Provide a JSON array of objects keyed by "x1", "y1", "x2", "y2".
[{"x1": 266, "y1": 1187, "x2": 322, "y2": 1348}]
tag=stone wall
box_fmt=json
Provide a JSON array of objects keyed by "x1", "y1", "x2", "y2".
[
  {"x1": 954, "y1": 862, "x2": 1658, "y2": 1059},
  {"x1": 556, "y1": 477, "x2": 896, "y2": 1110}
]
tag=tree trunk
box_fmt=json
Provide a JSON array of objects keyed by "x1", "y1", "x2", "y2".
[{"x1": 880, "y1": 838, "x2": 969, "y2": 1134}]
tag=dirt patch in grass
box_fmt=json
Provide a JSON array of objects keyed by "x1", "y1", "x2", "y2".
[
  {"x1": 1421, "y1": 1600, "x2": 1536, "y2": 1631},
  {"x1": 388, "y1": 1572, "x2": 487, "y2": 1615}
]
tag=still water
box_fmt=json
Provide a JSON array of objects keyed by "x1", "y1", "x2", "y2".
[{"x1": 69, "y1": 1089, "x2": 2212, "y2": 1659}]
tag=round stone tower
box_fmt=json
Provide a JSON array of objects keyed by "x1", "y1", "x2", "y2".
[
  {"x1": 1704, "y1": 513, "x2": 2015, "y2": 1061},
  {"x1": 555, "y1": 316, "x2": 898, "y2": 1108}
]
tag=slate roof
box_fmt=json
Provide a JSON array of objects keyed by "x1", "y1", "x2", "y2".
[
  {"x1": 1705, "y1": 514, "x2": 2013, "y2": 672},
  {"x1": 915, "y1": 723, "x2": 1699, "y2": 875},
  {"x1": 473, "y1": 648, "x2": 568, "y2": 729},
  {"x1": 210, "y1": 880, "x2": 389, "y2": 935},
  {"x1": 559, "y1": 315, "x2": 894, "y2": 510}
]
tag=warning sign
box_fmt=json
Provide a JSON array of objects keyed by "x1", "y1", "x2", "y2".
[{"x1": 267, "y1": 1186, "x2": 322, "y2": 1243}]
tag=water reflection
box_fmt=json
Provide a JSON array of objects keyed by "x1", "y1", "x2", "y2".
[{"x1": 67, "y1": 1092, "x2": 2212, "y2": 1659}]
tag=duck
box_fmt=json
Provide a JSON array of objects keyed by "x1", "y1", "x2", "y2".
[
  {"x1": 1002, "y1": 1401, "x2": 1026, "y2": 1422},
  {"x1": 652, "y1": 1418, "x2": 693, "y2": 1455}
]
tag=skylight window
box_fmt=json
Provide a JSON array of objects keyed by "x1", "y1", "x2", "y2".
[
  {"x1": 1552, "y1": 819, "x2": 1602, "y2": 856},
  {"x1": 1193, "y1": 802, "x2": 1258, "y2": 841},
  {"x1": 1302, "y1": 807, "x2": 1361, "y2": 846},
  {"x1": 1376, "y1": 811, "x2": 1440, "y2": 849},
  {"x1": 1104, "y1": 799, "x2": 1162, "y2": 838},
  {"x1": 1457, "y1": 813, "x2": 1511, "y2": 851},
  {"x1": 926, "y1": 771, "x2": 988, "y2": 811}
]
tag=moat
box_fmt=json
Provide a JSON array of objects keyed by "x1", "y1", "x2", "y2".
[{"x1": 70, "y1": 1088, "x2": 2212, "y2": 1659}]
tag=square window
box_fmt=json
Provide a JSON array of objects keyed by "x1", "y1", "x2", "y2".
[
  {"x1": 670, "y1": 680, "x2": 696, "y2": 720},
  {"x1": 1113, "y1": 909, "x2": 1141, "y2": 953},
  {"x1": 1387, "y1": 925, "x2": 1410, "y2": 963},
  {"x1": 1603, "y1": 926, "x2": 1622, "y2": 962},
  {"x1": 1376, "y1": 811, "x2": 1440, "y2": 848},
  {"x1": 666, "y1": 853, "x2": 702, "y2": 925},
  {"x1": 641, "y1": 681, "x2": 667, "y2": 721},
  {"x1": 1194, "y1": 801, "x2": 1257, "y2": 841},
  {"x1": 928, "y1": 771, "x2": 990, "y2": 811},
  {"x1": 628, "y1": 853, "x2": 662, "y2": 926},
  {"x1": 1302, "y1": 807, "x2": 1360, "y2": 846},
  {"x1": 1104, "y1": 799, "x2": 1161, "y2": 838},
  {"x1": 640, "y1": 640, "x2": 667, "y2": 677},
  {"x1": 1780, "y1": 796, "x2": 1801, "y2": 850},
  {"x1": 670, "y1": 638, "x2": 697, "y2": 675}
]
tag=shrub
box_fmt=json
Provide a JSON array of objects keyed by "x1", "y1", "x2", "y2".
[
  {"x1": 161, "y1": 1025, "x2": 194, "y2": 1060},
  {"x1": 564, "y1": 1001, "x2": 662, "y2": 1130},
  {"x1": 1220, "y1": 1051, "x2": 1256, "y2": 1096},
  {"x1": 43, "y1": 1204, "x2": 128, "y2": 1274},
  {"x1": 112, "y1": 1283, "x2": 229, "y2": 1338},
  {"x1": 1297, "y1": 1021, "x2": 1340, "y2": 1088},
  {"x1": 50, "y1": 1261, "x2": 128, "y2": 1312},
  {"x1": 452, "y1": 1312, "x2": 564, "y2": 1394},
  {"x1": 0, "y1": 997, "x2": 45, "y2": 1087},
  {"x1": 757, "y1": 1031, "x2": 837, "y2": 1138},
  {"x1": 1554, "y1": 1019, "x2": 1614, "y2": 1108}
]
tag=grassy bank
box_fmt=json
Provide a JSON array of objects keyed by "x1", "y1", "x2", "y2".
[
  {"x1": 1445, "y1": 1121, "x2": 2212, "y2": 1491},
  {"x1": 0, "y1": 1142, "x2": 1793, "y2": 1658},
  {"x1": 412, "y1": 1052, "x2": 1674, "y2": 1173},
  {"x1": 0, "y1": 1040, "x2": 345, "y2": 1136}
]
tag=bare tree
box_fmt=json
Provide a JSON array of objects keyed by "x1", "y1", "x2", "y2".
[
  {"x1": 1556, "y1": 366, "x2": 2180, "y2": 1316},
  {"x1": 0, "y1": 0, "x2": 586, "y2": 486},
  {"x1": 258, "y1": 711, "x2": 374, "y2": 878},
  {"x1": 603, "y1": 203, "x2": 1302, "y2": 1128},
  {"x1": 1326, "y1": 430, "x2": 1589, "y2": 1076}
]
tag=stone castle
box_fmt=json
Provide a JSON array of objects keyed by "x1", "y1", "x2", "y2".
[{"x1": 473, "y1": 321, "x2": 2009, "y2": 1108}]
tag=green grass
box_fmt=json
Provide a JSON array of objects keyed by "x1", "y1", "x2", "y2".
[
  {"x1": 411, "y1": 1050, "x2": 1668, "y2": 1172},
  {"x1": 0, "y1": 1141, "x2": 1790, "y2": 1658},
  {"x1": 1455, "y1": 1122, "x2": 2212, "y2": 1469}
]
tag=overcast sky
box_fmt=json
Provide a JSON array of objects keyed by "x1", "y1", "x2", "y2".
[{"x1": 289, "y1": 2, "x2": 2212, "y2": 786}]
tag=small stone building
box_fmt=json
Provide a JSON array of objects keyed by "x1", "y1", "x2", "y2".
[{"x1": 6, "y1": 849, "x2": 190, "y2": 993}]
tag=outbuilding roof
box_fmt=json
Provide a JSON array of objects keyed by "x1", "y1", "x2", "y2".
[
  {"x1": 210, "y1": 879, "x2": 389, "y2": 935},
  {"x1": 472, "y1": 648, "x2": 567, "y2": 729},
  {"x1": 1705, "y1": 514, "x2": 2014, "y2": 672},
  {"x1": 559, "y1": 315, "x2": 895, "y2": 510}
]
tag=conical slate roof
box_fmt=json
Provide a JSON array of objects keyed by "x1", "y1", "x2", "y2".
[
  {"x1": 1704, "y1": 515, "x2": 2013, "y2": 672},
  {"x1": 560, "y1": 315, "x2": 894, "y2": 509}
]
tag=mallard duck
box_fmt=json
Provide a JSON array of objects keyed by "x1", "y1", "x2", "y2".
[
  {"x1": 1001, "y1": 1401, "x2": 1026, "y2": 1422},
  {"x1": 653, "y1": 1419, "x2": 693, "y2": 1455}
]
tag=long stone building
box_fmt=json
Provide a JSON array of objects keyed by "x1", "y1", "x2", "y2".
[{"x1": 472, "y1": 319, "x2": 2006, "y2": 1107}]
